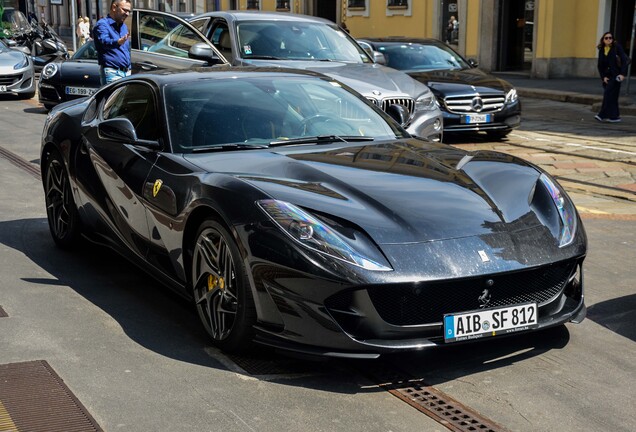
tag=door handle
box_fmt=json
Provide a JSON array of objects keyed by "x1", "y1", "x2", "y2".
[{"x1": 138, "y1": 62, "x2": 158, "y2": 71}]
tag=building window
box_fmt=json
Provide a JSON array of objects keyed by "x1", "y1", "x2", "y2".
[
  {"x1": 276, "y1": 0, "x2": 290, "y2": 11},
  {"x1": 387, "y1": 0, "x2": 408, "y2": 7},
  {"x1": 386, "y1": 0, "x2": 411, "y2": 16},
  {"x1": 246, "y1": 0, "x2": 260, "y2": 10},
  {"x1": 347, "y1": 0, "x2": 369, "y2": 17}
]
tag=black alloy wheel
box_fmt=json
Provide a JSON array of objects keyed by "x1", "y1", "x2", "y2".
[
  {"x1": 191, "y1": 219, "x2": 255, "y2": 352},
  {"x1": 44, "y1": 150, "x2": 81, "y2": 249}
]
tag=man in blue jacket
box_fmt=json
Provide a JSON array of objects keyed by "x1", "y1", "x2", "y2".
[{"x1": 93, "y1": 0, "x2": 132, "y2": 85}]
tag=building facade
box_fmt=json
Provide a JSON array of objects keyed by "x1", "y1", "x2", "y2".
[{"x1": 7, "y1": 0, "x2": 635, "y2": 78}]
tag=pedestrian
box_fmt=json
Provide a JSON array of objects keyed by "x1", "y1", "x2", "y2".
[
  {"x1": 93, "y1": 0, "x2": 132, "y2": 86},
  {"x1": 595, "y1": 31, "x2": 629, "y2": 123},
  {"x1": 77, "y1": 17, "x2": 90, "y2": 46}
]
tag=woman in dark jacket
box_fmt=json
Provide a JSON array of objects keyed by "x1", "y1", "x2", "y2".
[{"x1": 595, "y1": 32, "x2": 629, "y2": 122}]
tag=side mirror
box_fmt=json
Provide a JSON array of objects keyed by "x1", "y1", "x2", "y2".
[
  {"x1": 468, "y1": 58, "x2": 479, "y2": 68},
  {"x1": 372, "y1": 51, "x2": 386, "y2": 65},
  {"x1": 98, "y1": 118, "x2": 161, "y2": 148},
  {"x1": 386, "y1": 103, "x2": 409, "y2": 126},
  {"x1": 189, "y1": 42, "x2": 224, "y2": 66}
]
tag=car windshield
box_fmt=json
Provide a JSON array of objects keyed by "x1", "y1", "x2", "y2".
[
  {"x1": 374, "y1": 42, "x2": 470, "y2": 72},
  {"x1": 236, "y1": 20, "x2": 370, "y2": 63},
  {"x1": 72, "y1": 40, "x2": 98, "y2": 60},
  {"x1": 164, "y1": 75, "x2": 405, "y2": 153}
]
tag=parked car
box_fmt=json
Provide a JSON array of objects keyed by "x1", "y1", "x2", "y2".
[
  {"x1": 38, "y1": 9, "x2": 228, "y2": 110},
  {"x1": 0, "y1": 37, "x2": 35, "y2": 99},
  {"x1": 359, "y1": 37, "x2": 521, "y2": 139},
  {"x1": 41, "y1": 68, "x2": 586, "y2": 357},
  {"x1": 39, "y1": 39, "x2": 99, "y2": 110},
  {"x1": 188, "y1": 11, "x2": 443, "y2": 141}
]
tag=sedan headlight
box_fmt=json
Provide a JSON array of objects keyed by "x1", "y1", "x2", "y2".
[
  {"x1": 258, "y1": 199, "x2": 392, "y2": 271},
  {"x1": 13, "y1": 55, "x2": 29, "y2": 70},
  {"x1": 415, "y1": 91, "x2": 438, "y2": 111},
  {"x1": 41, "y1": 63, "x2": 59, "y2": 79},
  {"x1": 505, "y1": 88, "x2": 518, "y2": 104},
  {"x1": 539, "y1": 174, "x2": 576, "y2": 247}
]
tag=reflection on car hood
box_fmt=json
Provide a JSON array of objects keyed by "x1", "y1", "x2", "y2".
[
  {"x1": 406, "y1": 68, "x2": 514, "y2": 96},
  {"x1": 243, "y1": 59, "x2": 431, "y2": 98},
  {"x1": 185, "y1": 138, "x2": 542, "y2": 244}
]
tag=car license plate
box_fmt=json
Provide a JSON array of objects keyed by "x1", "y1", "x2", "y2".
[
  {"x1": 444, "y1": 303, "x2": 538, "y2": 343},
  {"x1": 65, "y1": 86, "x2": 97, "y2": 96},
  {"x1": 461, "y1": 114, "x2": 492, "y2": 124},
  {"x1": 0, "y1": 85, "x2": 7, "y2": 92}
]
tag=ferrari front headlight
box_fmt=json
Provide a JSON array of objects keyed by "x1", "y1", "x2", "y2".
[
  {"x1": 257, "y1": 199, "x2": 392, "y2": 271},
  {"x1": 539, "y1": 174, "x2": 577, "y2": 247},
  {"x1": 41, "y1": 63, "x2": 59, "y2": 79}
]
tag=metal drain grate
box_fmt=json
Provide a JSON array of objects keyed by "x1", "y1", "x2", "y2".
[
  {"x1": 359, "y1": 362, "x2": 509, "y2": 432},
  {"x1": 0, "y1": 306, "x2": 7, "y2": 318},
  {"x1": 0, "y1": 360, "x2": 103, "y2": 432}
]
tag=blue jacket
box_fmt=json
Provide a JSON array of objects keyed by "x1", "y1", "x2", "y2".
[
  {"x1": 597, "y1": 44, "x2": 629, "y2": 79},
  {"x1": 93, "y1": 16, "x2": 131, "y2": 70}
]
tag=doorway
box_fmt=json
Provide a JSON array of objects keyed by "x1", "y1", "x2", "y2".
[
  {"x1": 314, "y1": 0, "x2": 336, "y2": 23},
  {"x1": 497, "y1": 0, "x2": 534, "y2": 72},
  {"x1": 610, "y1": 0, "x2": 635, "y2": 65}
]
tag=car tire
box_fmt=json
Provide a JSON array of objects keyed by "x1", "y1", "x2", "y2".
[
  {"x1": 486, "y1": 130, "x2": 511, "y2": 140},
  {"x1": 191, "y1": 219, "x2": 256, "y2": 352},
  {"x1": 43, "y1": 149, "x2": 82, "y2": 249}
]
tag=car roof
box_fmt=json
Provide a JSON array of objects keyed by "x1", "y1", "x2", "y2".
[{"x1": 191, "y1": 10, "x2": 336, "y2": 25}]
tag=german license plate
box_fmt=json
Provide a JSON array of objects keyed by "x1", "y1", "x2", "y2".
[
  {"x1": 0, "y1": 85, "x2": 7, "y2": 92},
  {"x1": 461, "y1": 114, "x2": 492, "y2": 124},
  {"x1": 444, "y1": 303, "x2": 538, "y2": 343},
  {"x1": 65, "y1": 86, "x2": 97, "y2": 96}
]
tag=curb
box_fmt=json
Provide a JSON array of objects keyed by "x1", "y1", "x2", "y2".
[{"x1": 517, "y1": 88, "x2": 636, "y2": 115}]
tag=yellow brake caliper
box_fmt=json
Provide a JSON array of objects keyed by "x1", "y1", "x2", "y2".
[{"x1": 207, "y1": 274, "x2": 225, "y2": 292}]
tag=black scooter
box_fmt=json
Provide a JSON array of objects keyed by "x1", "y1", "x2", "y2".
[{"x1": 12, "y1": 21, "x2": 69, "y2": 71}]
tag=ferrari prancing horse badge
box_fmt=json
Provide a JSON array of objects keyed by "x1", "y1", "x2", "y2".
[{"x1": 153, "y1": 179, "x2": 163, "y2": 197}]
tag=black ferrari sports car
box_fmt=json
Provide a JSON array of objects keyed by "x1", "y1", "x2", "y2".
[
  {"x1": 359, "y1": 37, "x2": 522, "y2": 139},
  {"x1": 41, "y1": 68, "x2": 586, "y2": 358}
]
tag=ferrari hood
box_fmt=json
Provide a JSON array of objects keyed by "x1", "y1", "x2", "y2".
[
  {"x1": 406, "y1": 68, "x2": 514, "y2": 97},
  {"x1": 185, "y1": 139, "x2": 543, "y2": 245},
  {"x1": 242, "y1": 59, "x2": 432, "y2": 98}
]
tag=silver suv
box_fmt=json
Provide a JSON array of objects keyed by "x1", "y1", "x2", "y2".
[{"x1": 189, "y1": 11, "x2": 443, "y2": 141}]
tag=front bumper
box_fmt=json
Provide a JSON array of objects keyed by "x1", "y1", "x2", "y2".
[
  {"x1": 0, "y1": 66, "x2": 35, "y2": 95},
  {"x1": 405, "y1": 108, "x2": 444, "y2": 141},
  {"x1": 441, "y1": 100, "x2": 521, "y2": 134}
]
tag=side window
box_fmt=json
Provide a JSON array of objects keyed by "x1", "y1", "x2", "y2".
[
  {"x1": 139, "y1": 11, "x2": 209, "y2": 58},
  {"x1": 102, "y1": 84, "x2": 159, "y2": 141},
  {"x1": 189, "y1": 17, "x2": 209, "y2": 35}
]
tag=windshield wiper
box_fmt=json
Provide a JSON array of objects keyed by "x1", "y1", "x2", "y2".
[
  {"x1": 269, "y1": 135, "x2": 375, "y2": 147},
  {"x1": 191, "y1": 143, "x2": 269, "y2": 153},
  {"x1": 245, "y1": 55, "x2": 283, "y2": 60}
]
